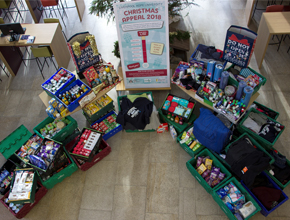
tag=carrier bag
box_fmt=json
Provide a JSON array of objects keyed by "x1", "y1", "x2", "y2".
[{"x1": 193, "y1": 108, "x2": 231, "y2": 153}]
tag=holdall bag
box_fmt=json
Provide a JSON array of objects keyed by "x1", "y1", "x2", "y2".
[
  {"x1": 193, "y1": 108, "x2": 231, "y2": 154},
  {"x1": 223, "y1": 25, "x2": 257, "y2": 68}
]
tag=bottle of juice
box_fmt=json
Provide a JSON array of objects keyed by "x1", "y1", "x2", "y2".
[
  {"x1": 175, "y1": 116, "x2": 179, "y2": 123},
  {"x1": 179, "y1": 118, "x2": 183, "y2": 125}
]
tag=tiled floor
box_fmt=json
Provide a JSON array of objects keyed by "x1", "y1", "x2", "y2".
[{"x1": 0, "y1": 0, "x2": 290, "y2": 219}]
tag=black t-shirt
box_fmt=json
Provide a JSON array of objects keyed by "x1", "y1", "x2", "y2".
[{"x1": 116, "y1": 97, "x2": 153, "y2": 130}]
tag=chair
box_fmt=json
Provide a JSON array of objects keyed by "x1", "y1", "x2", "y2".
[
  {"x1": 0, "y1": 0, "x2": 24, "y2": 22},
  {"x1": 30, "y1": 46, "x2": 58, "y2": 79},
  {"x1": 266, "y1": 5, "x2": 285, "y2": 51},
  {"x1": 40, "y1": 0, "x2": 67, "y2": 27},
  {"x1": 43, "y1": 18, "x2": 67, "y2": 41}
]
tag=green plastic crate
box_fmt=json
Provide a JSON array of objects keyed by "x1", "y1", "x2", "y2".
[
  {"x1": 186, "y1": 149, "x2": 232, "y2": 194},
  {"x1": 265, "y1": 148, "x2": 290, "y2": 190},
  {"x1": 36, "y1": 147, "x2": 78, "y2": 189},
  {"x1": 160, "y1": 93, "x2": 196, "y2": 123},
  {"x1": 225, "y1": 133, "x2": 275, "y2": 165},
  {"x1": 225, "y1": 64, "x2": 267, "y2": 95},
  {"x1": 117, "y1": 91, "x2": 155, "y2": 132},
  {"x1": 83, "y1": 96, "x2": 114, "y2": 123},
  {"x1": 252, "y1": 101, "x2": 279, "y2": 120},
  {"x1": 176, "y1": 125, "x2": 205, "y2": 157},
  {"x1": 237, "y1": 108, "x2": 285, "y2": 150},
  {"x1": 212, "y1": 177, "x2": 261, "y2": 220},
  {"x1": 0, "y1": 125, "x2": 32, "y2": 160},
  {"x1": 61, "y1": 128, "x2": 81, "y2": 146},
  {"x1": 8, "y1": 168, "x2": 37, "y2": 204},
  {"x1": 158, "y1": 108, "x2": 197, "y2": 135},
  {"x1": 33, "y1": 116, "x2": 78, "y2": 142}
]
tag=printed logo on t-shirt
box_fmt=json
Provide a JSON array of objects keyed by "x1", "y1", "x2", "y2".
[{"x1": 127, "y1": 107, "x2": 141, "y2": 118}]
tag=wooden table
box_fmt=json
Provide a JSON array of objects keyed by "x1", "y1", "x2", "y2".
[
  {"x1": 25, "y1": 0, "x2": 85, "y2": 23},
  {"x1": 174, "y1": 83, "x2": 259, "y2": 124},
  {"x1": 254, "y1": 12, "x2": 290, "y2": 69},
  {"x1": 0, "y1": 23, "x2": 70, "y2": 76},
  {"x1": 245, "y1": 0, "x2": 256, "y2": 27}
]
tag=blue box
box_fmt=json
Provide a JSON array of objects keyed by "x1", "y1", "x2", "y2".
[
  {"x1": 190, "y1": 44, "x2": 227, "y2": 69},
  {"x1": 91, "y1": 111, "x2": 122, "y2": 141},
  {"x1": 55, "y1": 79, "x2": 91, "y2": 112},
  {"x1": 41, "y1": 67, "x2": 76, "y2": 98},
  {"x1": 241, "y1": 171, "x2": 289, "y2": 217}
]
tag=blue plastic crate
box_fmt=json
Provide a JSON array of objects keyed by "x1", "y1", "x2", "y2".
[
  {"x1": 190, "y1": 44, "x2": 227, "y2": 69},
  {"x1": 91, "y1": 110, "x2": 122, "y2": 141},
  {"x1": 241, "y1": 171, "x2": 289, "y2": 217},
  {"x1": 41, "y1": 67, "x2": 76, "y2": 98},
  {"x1": 55, "y1": 79, "x2": 91, "y2": 112}
]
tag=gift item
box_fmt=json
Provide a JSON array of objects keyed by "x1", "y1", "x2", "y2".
[
  {"x1": 46, "y1": 98, "x2": 67, "y2": 119},
  {"x1": 195, "y1": 155, "x2": 226, "y2": 188},
  {"x1": 39, "y1": 118, "x2": 71, "y2": 139},
  {"x1": 42, "y1": 68, "x2": 74, "y2": 95},
  {"x1": 71, "y1": 128, "x2": 102, "y2": 161},
  {"x1": 57, "y1": 84, "x2": 88, "y2": 106},
  {"x1": 91, "y1": 113, "x2": 120, "y2": 134},
  {"x1": 83, "y1": 95, "x2": 113, "y2": 117},
  {"x1": 83, "y1": 64, "x2": 119, "y2": 88},
  {"x1": 0, "y1": 170, "x2": 13, "y2": 194},
  {"x1": 161, "y1": 94, "x2": 195, "y2": 123},
  {"x1": 157, "y1": 123, "x2": 168, "y2": 133},
  {"x1": 8, "y1": 169, "x2": 35, "y2": 203},
  {"x1": 28, "y1": 139, "x2": 62, "y2": 171},
  {"x1": 16, "y1": 134, "x2": 43, "y2": 163},
  {"x1": 216, "y1": 181, "x2": 256, "y2": 217},
  {"x1": 2, "y1": 198, "x2": 24, "y2": 214}
]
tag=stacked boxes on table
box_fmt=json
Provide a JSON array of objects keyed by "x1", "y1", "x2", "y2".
[
  {"x1": 82, "y1": 94, "x2": 114, "y2": 124},
  {"x1": 55, "y1": 79, "x2": 91, "y2": 112},
  {"x1": 41, "y1": 68, "x2": 76, "y2": 98}
]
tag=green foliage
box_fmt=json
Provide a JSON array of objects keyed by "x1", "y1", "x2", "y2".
[
  {"x1": 112, "y1": 41, "x2": 120, "y2": 58},
  {"x1": 169, "y1": 30, "x2": 191, "y2": 44},
  {"x1": 89, "y1": 0, "x2": 197, "y2": 20}
]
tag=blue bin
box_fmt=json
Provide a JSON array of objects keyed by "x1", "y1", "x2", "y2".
[
  {"x1": 91, "y1": 110, "x2": 122, "y2": 141},
  {"x1": 190, "y1": 44, "x2": 227, "y2": 69},
  {"x1": 55, "y1": 79, "x2": 91, "y2": 112},
  {"x1": 41, "y1": 67, "x2": 76, "y2": 98},
  {"x1": 241, "y1": 171, "x2": 289, "y2": 217}
]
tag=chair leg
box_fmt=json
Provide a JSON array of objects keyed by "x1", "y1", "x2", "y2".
[
  {"x1": 277, "y1": 35, "x2": 283, "y2": 52},
  {"x1": 50, "y1": 57, "x2": 58, "y2": 70},
  {"x1": 62, "y1": 31, "x2": 68, "y2": 41},
  {"x1": 287, "y1": 46, "x2": 290, "y2": 53},
  {"x1": 43, "y1": 57, "x2": 49, "y2": 68},
  {"x1": 35, "y1": 57, "x2": 45, "y2": 79}
]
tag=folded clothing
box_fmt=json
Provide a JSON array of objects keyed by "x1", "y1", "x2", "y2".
[
  {"x1": 252, "y1": 186, "x2": 282, "y2": 210},
  {"x1": 225, "y1": 135, "x2": 270, "y2": 187},
  {"x1": 258, "y1": 119, "x2": 284, "y2": 143}
]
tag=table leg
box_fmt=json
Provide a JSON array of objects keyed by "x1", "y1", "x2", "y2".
[
  {"x1": 254, "y1": 13, "x2": 271, "y2": 69},
  {"x1": 25, "y1": 0, "x2": 43, "y2": 23},
  {"x1": 74, "y1": 0, "x2": 85, "y2": 22},
  {"x1": 245, "y1": 0, "x2": 256, "y2": 27},
  {"x1": 49, "y1": 24, "x2": 71, "y2": 69}
]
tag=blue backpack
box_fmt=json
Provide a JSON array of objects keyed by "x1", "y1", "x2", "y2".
[{"x1": 193, "y1": 108, "x2": 231, "y2": 154}]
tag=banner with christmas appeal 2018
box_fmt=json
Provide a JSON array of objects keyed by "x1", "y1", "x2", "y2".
[{"x1": 114, "y1": 0, "x2": 170, "y2": 89}]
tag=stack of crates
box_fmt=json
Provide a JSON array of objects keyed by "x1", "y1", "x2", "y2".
[{"x1": 159, "y1": 93, "x2": 197, "y2": 135}]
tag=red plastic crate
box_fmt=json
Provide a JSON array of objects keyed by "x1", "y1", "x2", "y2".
[
  {"x1": 65, "y1": 136, "x2": 111, "y2": 171},
  {"x1": 0, "y1": 182, "x2": 48, "y2": 219}
]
